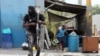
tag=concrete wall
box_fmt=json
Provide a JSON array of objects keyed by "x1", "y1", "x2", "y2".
[{"x1": 92, "y1": 14, "x2": 100, "y2": 34}]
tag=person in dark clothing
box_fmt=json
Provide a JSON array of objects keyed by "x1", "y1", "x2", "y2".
[
  {"x1": 23, "y1": 6, "x2": 45, "y2": 46},
  {"x1": 23, "y1": 6, "x2": 45, "y2": 56}
]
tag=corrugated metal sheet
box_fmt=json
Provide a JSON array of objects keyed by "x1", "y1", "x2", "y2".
[{"x1": 45, "y1": 0, "x2": 86, "y2": 14}]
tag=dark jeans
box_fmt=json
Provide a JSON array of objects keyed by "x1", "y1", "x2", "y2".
[
  {"x1": 57, "y1": 37, "x2": 64, "y2": 43},
  {"x1": 26, "y1": 31, "x2": 37, "y2": 46},
  {"x1": 57, "y1": 36, "x2": 68, "y2": 47},
  {"x1": 57, "y1": 37, "x2": 64, "y2": 48}
]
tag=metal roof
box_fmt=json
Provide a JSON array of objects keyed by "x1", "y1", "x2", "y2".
[{"x1": 45, "y1": 0, "x2": 86, "y2": 14}]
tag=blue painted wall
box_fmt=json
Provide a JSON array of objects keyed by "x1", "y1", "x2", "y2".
[
  {"x1": 0, "y1": 0, "x2": 35, "y2": 48},
  {"x1": 0, "y1": 0, "x2": 1, "y2": 48}
]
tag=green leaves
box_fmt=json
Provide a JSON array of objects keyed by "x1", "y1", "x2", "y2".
[{"x1": 92, "y1": 5, "x2": 100, "y2": 15}]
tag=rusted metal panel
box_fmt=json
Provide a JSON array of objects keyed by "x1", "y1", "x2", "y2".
[{"x1": 76, "y1": 14, "x2": 86, "y2": 35}]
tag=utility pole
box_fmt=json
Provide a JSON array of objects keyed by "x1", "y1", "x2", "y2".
[
  {"x1": 78, "y1": 0, "x2": 82, "y2": 5},
  {"x1": 35, "y1": 0, "x2": 44, "y2": 13},
  {"x1": 34, "y1": 0, "x2": 45, "y2": 56},
  {"x1": 86, "y1": 0, "x2": 92, "y2": 36}
]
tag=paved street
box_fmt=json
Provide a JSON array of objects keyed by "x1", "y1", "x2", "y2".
[{"x1": 0, "y1": 48, "x2": 100, "y2": 56}]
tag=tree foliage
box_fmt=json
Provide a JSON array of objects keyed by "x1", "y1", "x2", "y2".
[{"x1": 92, "y1": 5, "x2": 100, "y2": 15}]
